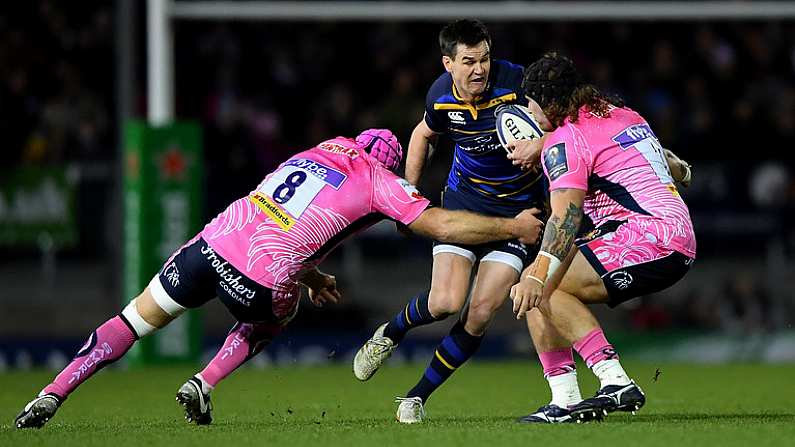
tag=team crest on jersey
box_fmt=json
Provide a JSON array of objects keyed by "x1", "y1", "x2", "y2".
[
  {"x1": 544, "y1": 143, "x2": 569, "y2": 181},
  {"x1": 395, "y1": 179, "x2": 425, "y2": 201}
]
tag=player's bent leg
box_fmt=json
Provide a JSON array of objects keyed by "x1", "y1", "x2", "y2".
[
  {"x1": 544, "y1": 252, "x2": 643, "y2": 422},
  {"x1": 537, "y1": 253, "x2": 607, "y2": 343},
  {"x1": 395, "y1": 257, "x2": 514, "y2": 412},
  {"x1": 178, "y1": 321, "x2": 283, "y2": 425},
  {"x1": 15, "y1": 285, "x2": 178, "y2": 429},
  {"x1": 354, "y1": 251, "x2": 473, "y2": 382},
  {"x1": 395, "y1": 259, "x2": 508, "y2": 422}
]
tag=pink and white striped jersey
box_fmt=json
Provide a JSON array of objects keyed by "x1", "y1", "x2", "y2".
[
  {"x1": 541, "y1": 106, "x2": 696, "y2": 258},
  {"x1": 201, "y1": 137, "x2": 431, "y2": 295}
]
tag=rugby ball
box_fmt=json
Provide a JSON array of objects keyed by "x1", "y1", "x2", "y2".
[{"x1": 495, "y1": 104, "x2": 544, "y2": 153}]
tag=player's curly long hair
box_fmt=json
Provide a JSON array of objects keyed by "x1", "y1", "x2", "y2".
[{"x1": 522, "y1": 52, "x2": 624, "y2": 128}]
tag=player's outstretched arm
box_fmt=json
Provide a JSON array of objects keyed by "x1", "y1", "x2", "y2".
[
  {"x1": 664, "y1": 148, "x2": 692, "y2": 187},
  {"x1": 407, "y1": 207, "x2": 543, "y2": 245},
  {"x1": 405, "y1": 120, "x2": 439, "y2": 185}
]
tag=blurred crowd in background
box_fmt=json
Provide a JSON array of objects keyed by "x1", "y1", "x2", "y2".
[
  {"x1": 1, "y1": 2, "x2": 114, "y2": 168},
  {"x1": 1, "y1": 1, "x2": 794, "y2": 339}
]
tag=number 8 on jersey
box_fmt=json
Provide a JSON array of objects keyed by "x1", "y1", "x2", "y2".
[{"x1": 251, "y1": 159, "x2": 348, "y2": 230}]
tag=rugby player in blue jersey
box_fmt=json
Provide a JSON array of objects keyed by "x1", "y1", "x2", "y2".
[{"x1": 353, "y1": 19, "x2": 546, "y2": 423}]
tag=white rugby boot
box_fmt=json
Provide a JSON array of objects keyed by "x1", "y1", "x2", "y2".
[
  {"x1": 395, "y1": 396, "x2": 425, "y2": 424},
  {"x1": 353, "y1": 323, "x2": 397, "y2": 381}
]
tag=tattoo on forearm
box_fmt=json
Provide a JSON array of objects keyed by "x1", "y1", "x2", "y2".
[{"x1": 540, "y1": 202, "x2": 582, "y2": 260}]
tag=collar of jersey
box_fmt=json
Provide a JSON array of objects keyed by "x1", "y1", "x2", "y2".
[{"x1": 437, "y1": 81, "x2": 516, "y2": 121}]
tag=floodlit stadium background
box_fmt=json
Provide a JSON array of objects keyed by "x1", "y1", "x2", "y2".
[{"x1": 1, "y1": 0, "x2": 794, "y2": 369}]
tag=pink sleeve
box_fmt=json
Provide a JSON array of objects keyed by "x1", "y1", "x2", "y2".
[
  {"x1": 370, "y1": 166, "x2": 431, "y2": 225},
  {"x1": 542, "y1": 128, "x2": 589, "y2": 192}
]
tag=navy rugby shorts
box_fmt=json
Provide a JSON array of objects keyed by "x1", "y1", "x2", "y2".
[
  {"x1": 432, "y1": 187, "x2": 540, "y2": 273},
  {"x1": 150, "y1": 236, "x2": 283, "y2": 323}
]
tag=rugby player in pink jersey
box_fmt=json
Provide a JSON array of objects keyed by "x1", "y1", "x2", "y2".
[
  {"x1": 15, "y1": 129, "x2": 543, "y2": 429},
  {"x1": 508, "y1": 53, "x2": 696, "y2": 423}
]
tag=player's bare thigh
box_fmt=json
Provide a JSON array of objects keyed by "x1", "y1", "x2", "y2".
[
  {"x1": 555, "y1": 250, "x2": 609, "y2": 305},
  {"x1": 428, "y1": 252, "x2": 474, "y2": 316},
  {"x1": 464, "y1": 261, "x2": 520, "y2": 335}
]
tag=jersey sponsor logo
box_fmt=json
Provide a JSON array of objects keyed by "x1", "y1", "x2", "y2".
[
  {"x1": 284, "y1": 159, "x2": 347, "y2": 189},
  {"x1": 544, "y1": 143, "x2": 569, "y2": 181},
  {"x1": 448, "y1": 111, "x2": 466, "y2": 124},
  {"x1": 250, "y1": 191, "x2": 295, "y2": 231},
  {"x1": 613, "y1": 125, "x2": 674, "y2": 185},
  {"x1": 457, "y1": 137, "x2": 503, "y2": 154},
  {"x1": 507, "y1": 241, "x2": 529, "y2": 257},
  {"x1": 317, "y1": 141, "x2": 360, "y2": 159},
  {"x1": 164, "y1": 262, "x2": 180, "y2": 287},
  {"x1": 255, "y1": 160, "x2": 346, "y2": 221},
  {"x1": 200, "y1": 244, "x2": 257, "y2": 304},
  {"x1": 395, "y1": 179, "x2": 425, "y2": 201},
  {"x1": 613, "y1": 124, "x2": 657, "y2": 149},
  {"x1": 609, "y1": 270, "x2": 634, "y2": 290}
]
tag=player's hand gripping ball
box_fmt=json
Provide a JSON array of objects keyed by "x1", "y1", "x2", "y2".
[{"x1": 495, "y1": 104, "x2": 544, "y2": 154}]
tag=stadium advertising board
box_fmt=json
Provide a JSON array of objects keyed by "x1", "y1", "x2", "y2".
[
  {"x1": 0, "y1": 167, "x2": 77, "y2": 248},
  {"x1": 123, "y1": 121, "x2": 203, "y2": 365}
]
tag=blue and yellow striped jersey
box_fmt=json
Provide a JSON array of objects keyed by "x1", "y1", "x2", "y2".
[{"x1": 424, "y1": 59, "x2": 547, "y2": 214}]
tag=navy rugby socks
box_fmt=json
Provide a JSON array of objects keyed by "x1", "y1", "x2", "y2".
[
  {"x1": 405, "y1": 321, "x2": 483, "y2": 403},
  {"x1": 382, "y1": 290, "x2": 441, "y2": 344}
]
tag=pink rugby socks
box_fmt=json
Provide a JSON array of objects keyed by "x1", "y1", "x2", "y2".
[
  {"x1": 198, "y1": 322, "x2": 281, "y2": 387},
  {"x1": 538, "y1": 348, "x2": 581, "y2": 408},
  {"x1": 43, "y1": 316, "x2": 137, "y2": 398},
  {"x1": 573, "y1": 328, "x2": 617, "y2": 368},
  {"x1": 574, "y1": 328, "x2": 630, "y2": 387},
  {"x1": 538, "y1": 348, "x2": 576, "y2": 378}
]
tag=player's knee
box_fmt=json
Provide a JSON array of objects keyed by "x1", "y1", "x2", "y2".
[
  {"x1": 466, "y1": 299, "x2": 498, "y2": 331},
  {"x1": 122, "y1": 288, "x2": 180, "y2": 337},
  {"x1": 468, "y1": 301, "x2": 492, "y2": 321},
  {"x1": 427, "y1": 289, "x2": 465, "y2": 317},
  {"x1": 121, "y1": 297, "x2": 160, "y2": 338}
]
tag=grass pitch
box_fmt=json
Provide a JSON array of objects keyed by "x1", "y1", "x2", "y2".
[{"x1": 1, "y1": 361, "x2": 794, "y2": 447}]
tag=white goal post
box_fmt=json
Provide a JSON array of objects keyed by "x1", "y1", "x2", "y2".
[{"x1": 148, "y1": 0, "x2": 795, "y2": 125}]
